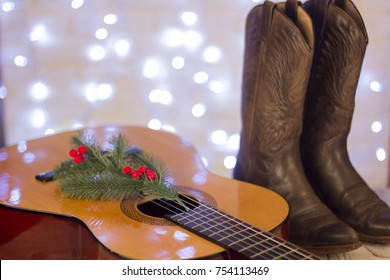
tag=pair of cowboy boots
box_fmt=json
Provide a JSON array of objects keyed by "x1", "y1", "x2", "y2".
[{"x1": 233, "y1": 0, "x2": 390, "y2": 254}]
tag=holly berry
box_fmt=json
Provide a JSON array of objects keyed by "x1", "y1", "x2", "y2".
[
  {"x1": 78, "y1": 145, "x2": 87, "y2": 155},
  {"x1": 146, "y1": 169, "x2": 157, "y2": 180},
  {"x1": 74, "y1": 155, "x2": 84, "y2": 164},
  {"x1": 122, "y1": 166, "x2": 132, "y2": 174},
  {"x1": 138, "y1": 165, "x2": 147, "y2": 174},
  {"x1": 69, "y1": 145, "x2": 87, "y2": 164},
  {"x1": 131, "y1": 169, "x2": 141, "y2": 179},
  {"x1": 69, "y1": 149, "x2": 78, "y2": 157},
  {"x1": 122, "y1": 165, "x2": 157, "y2": 180}
]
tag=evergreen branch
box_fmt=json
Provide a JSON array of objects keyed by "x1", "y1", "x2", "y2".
[
  {"x1": 52, "y1": 132, "x2": 185, "y2": 206},
  {"x1": 71, "y1": 133, "x2": 111, "y2": 166},
  {"x1": 141, "y1": 180, "x2": 186, "y2": 208},
  {"x1": 59, "y1": 171, "x2": 143, "y2": 200},
  {"x1": 108, "y1": 134, "x2": 127, "y2": 168},
  {"x1": 129, "y1": 150, "x2": 170, "y2": 182}
]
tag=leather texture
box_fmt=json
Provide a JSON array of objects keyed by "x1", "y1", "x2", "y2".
[
  {"x1": 301, "y1": 0, "x2": 390, "y2": 243},
  {"x1": 233, "y1": 0, "x2": 360, "y2": 254}
]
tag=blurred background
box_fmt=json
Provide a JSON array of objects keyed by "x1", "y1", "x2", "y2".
[{"x1": 0, "y1": 0, "x2": 389, "y2": 192}]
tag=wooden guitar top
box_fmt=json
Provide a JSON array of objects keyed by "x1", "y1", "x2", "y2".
[{"x1": 0, "y1": 125, "x2": 289, "y2": 259}]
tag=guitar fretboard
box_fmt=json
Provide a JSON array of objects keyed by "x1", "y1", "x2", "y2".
[{"x1": 165, "y1": 203, "x2": 320, "y2": 260}]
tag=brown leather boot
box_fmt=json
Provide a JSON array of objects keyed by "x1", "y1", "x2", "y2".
[
  {"x1": 301, "y1": 0, "x2": 390, "y2": 243},
  {"x1": 233, "y1": 0, "x2": 360, "y2": 254}
]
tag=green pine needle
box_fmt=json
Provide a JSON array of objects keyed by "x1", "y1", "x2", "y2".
[{"x1": 53, "y1": 132, "x2": 184, "y2": 206}]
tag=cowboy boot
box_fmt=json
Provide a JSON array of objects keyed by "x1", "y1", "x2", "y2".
[
  {"x1": 233, "y1": 0, "x2": 360, "y2": 254},
  {"x1": 301, "y1": 0, "x2": 390, "y2": 243}
]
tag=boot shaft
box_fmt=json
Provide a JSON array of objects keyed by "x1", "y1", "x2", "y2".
[
  {"x1": 302, "y1": 0, "x2": 368, "y2": 147},
  {"x1": 236, "y1": 1, "x2": 314, "y2": 182},
  {"x1": 301, "y1": 0, "x2": 369, "y2": 197}
]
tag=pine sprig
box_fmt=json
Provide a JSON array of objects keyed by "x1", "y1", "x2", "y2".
[
  {"x1": 108, "y1": 134, "x2": 128, "y2": 168},
  {"x1": 53, "y1": 132, "x2": 185, "y2": 207},
  {"x1": 59, "y1": 171, "x2": 142, "y2": 200},
  {"x1": 128, "y1": 149, "x2": 170, "y2": 183}
]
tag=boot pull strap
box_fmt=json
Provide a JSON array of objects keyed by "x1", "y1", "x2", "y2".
[
  {"x1": 285, "y1": 0, "x2": 301, "y2": 23},
  {"x1": 262, "y1": 1, "x2": 277, "y2": 40}
]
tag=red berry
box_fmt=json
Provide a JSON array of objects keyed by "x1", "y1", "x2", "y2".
[
  {"x1": 73, "y1": 155, "x2": 84, "y2": 164},
  {"x1": 78, "y1": 145, "x2": 87, "y2": 155},
  {"x1": 131, "y1": 169, "x2": 141, "y2": 179},
  {"x1": 122, "y1": 166, "x2": 132, "y2": 174},
  {"x1": 69, "y1": 149, "x2": 78, "y2": 157},
  {"x1": 138, "y1": 165, "x2": 147, "y2": 174},
  {"x1": 146, "y1": 170, "x2": 157, "y2": 180}
]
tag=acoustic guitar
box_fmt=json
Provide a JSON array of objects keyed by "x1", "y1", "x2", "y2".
[{"x1": 0, "y1": 126, "x2": 319, "y2": 260}]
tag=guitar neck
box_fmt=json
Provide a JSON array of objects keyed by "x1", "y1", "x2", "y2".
[{"x1": 165, "y1": 203, "x2": 320, "y2": 260}]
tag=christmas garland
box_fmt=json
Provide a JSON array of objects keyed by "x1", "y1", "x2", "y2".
[{"x1": 53, "y1": 132, "x2": 185, "y2": 207}]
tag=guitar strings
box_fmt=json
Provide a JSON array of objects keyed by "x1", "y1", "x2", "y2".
[
  {"x1": 136, "y1": 191, "x2": 315, "y2": 260},
  {"x1": 145, "y1": 192, "x2": 309, "y2": 259}
]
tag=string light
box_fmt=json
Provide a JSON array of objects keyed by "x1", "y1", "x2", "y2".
[
  {"x1": 208, "y1": 80, "x2": 225, "y2": 94},
  {"x1": 182, "y1": 30, "x2": 203, "y2": 50},
  {"x1": 29, "y1": 24, "x2": 47, "y2": 42},
  {"x1": 370, "y1": 81, "x2": 383, "y2": 92},
  {"x1": 104, "y1": 14, "x2": 118, "y2": 25},
  {"x1": 202, "y1": 46, "x2": 222, "y2": 63},
  {"x1": 0, "y1": 86, "x2": 7, "y2": 99},
  {"x1": 1, "y1": 0, "x2": 388, "y2": 184},
  {"x1": 210, "y1": 130, "x2": 228, "y2": 146},
  {"x1": 180, "y1": 11, "x2": 198, "y2": 26},
  {"x1": 97, "y1": 83, "x2": 114, "y2": 100},
  {"x1": 191, "y1": 103, "x2": 207, "y2": 118},
  {"x1": 193, "y1": 71, "x2": 209, "y2": 84},
  {"x1": 71, "y1": 0, "x2": 84, "y2": 9},
  {"x1": 87, "y1": 45, "x2": 106, "y2": 61},
  {"x1": 95, "y1": 28, "x2": 108, "y2": 40},
  {"x1": 30, "y1": 109, "x2": 46, "y2": 128},
  {"x1": 371, "y1": 121, "x2": 383, "y2": 133},
  {"x1": 376, "y1": 148, "x2": 387, "y2": 162},
  {"x1": 142, "y1": 58, "x2": 163, "y2": 78},
  {"x1": 227, "y1": 134, "x2": 240, "y2": 150},
  {"x1": 84, "y1": 83, "x2": 114, "y2": 103},
  {"x1": 171, "y1": 56, "x2": 185, "y2": 69},
  {"x1": 14, "y1": 55, "x2": 28, "y2": 67},
  {"x1": 31, "y1": 82, "x2": 49, "y2": 101},
  {"x1": 114, "y1": 39, "x2": 131, "y2": 56},
  {"x1": 2, "y1": 2, "x2": 14, "y2": 12},
  {"x1": 148, "y1": 89, "x2": 173, "y2": 105},
  {"x1": 224, "y1": 155, "x2": 237, "y2": 169},
  {"x1": 148, "y1": 119, "x2": 162, "y2": 130},
  {"x1": 161, "y1": 28, "x2": 183, "y2": 48}
]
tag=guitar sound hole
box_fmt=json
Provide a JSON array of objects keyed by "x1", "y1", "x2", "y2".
[
  {"x1": 137, "y1": 194, "x2": 199, "y2": 219},
  {"x1": 120, "y1": 186, "x2": 216, "y2": 225}
]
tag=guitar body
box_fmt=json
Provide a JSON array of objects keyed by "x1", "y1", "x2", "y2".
[{"x1": 0, "y1": 126, "x2": 289, "y2": 259}]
